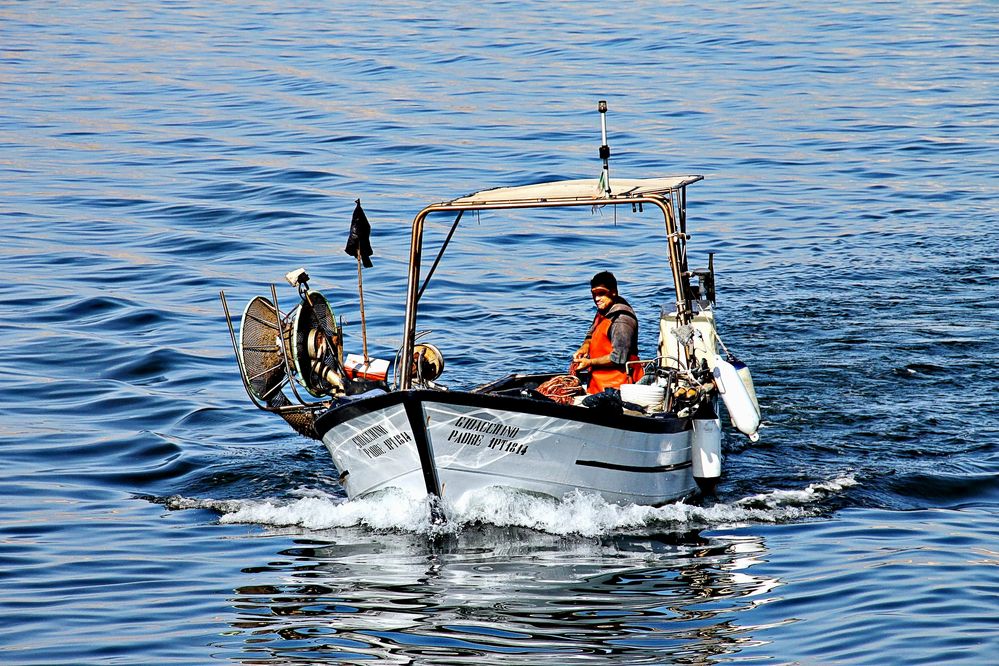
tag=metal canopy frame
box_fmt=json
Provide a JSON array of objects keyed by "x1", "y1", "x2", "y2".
[{"x1": 399, "y1": 183, "x2": 700, "y2": 389}]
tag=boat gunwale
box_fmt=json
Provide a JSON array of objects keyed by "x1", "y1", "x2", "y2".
[{"x1": 314, "y1": 388, "x2": 691, "y2": 437}]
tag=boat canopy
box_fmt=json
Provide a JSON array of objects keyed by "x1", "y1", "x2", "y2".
[
  {"x1": 445, "y1": 176, "x2": 703, "y2": 206},
  {"x1": 399, "y1": 175, "x2": 704, "y2": 388}
]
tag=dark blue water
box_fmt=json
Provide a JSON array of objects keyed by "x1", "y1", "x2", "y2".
[{"x1": 2, "y1": 1, "x2": 997, "y2": 663}]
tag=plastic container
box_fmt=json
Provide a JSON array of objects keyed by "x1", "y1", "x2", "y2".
[
  {"x1": 619, "y1": 383, "x2": 666, "y2": 408},
  {"x1": 344, "y1": 354, "x2": 390, "y2": 381}
]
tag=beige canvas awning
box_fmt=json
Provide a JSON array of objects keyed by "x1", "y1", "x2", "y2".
[{"x1": 446, "y1": 176, "x2": 702, "y2": 206}]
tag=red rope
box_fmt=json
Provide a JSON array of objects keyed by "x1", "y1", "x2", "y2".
[{"x1": 537, "y1": 375, "x2": 584, "y2": 405}]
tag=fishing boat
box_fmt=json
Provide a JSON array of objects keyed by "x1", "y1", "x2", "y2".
[{"x1": 221, "y1": 103, "x2": 761, "y2": 514}]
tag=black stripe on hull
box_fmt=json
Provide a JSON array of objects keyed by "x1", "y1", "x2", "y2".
[{"x1": 574, "y1": 459, "x2": 693, "y2": 474}]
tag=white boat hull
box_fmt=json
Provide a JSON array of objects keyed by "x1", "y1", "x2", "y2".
[{"x1": 315, "y1": 390, "x2": 697, "y2": 506}]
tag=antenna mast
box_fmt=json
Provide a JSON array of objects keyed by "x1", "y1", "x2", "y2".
[{"x1": 598, "y1": 100, "x2": 611, "y2": 196}]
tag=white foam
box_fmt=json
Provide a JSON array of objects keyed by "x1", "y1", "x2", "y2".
[
  {"x1": 219, "y1": 488, "x2": 442, "y2": 533},
  {"x1": 169, "y1": 475, "x2": 858, "y2": 537},
  {"x1": 733, "y1": 475, "x2": 859, "y2": 510}
]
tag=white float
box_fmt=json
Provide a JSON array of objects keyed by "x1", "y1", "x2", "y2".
[{"x1": 713, "y1": 354, "x2": 761, "y2": 441}]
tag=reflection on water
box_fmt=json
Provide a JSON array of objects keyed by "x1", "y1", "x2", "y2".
[{"x1": 223, "y1": 528, "x2": 780, "y2": 663}]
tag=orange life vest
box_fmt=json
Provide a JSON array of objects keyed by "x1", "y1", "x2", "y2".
[{"x1": 586, "y1": 311, "x2": 643, "y2": 394}]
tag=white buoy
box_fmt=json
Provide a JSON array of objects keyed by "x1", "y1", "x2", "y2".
[
  {"x1": 713, "y1": 354, "x2": 761, "y2": 441},
  {"x1": 732, "y1": 356, "x2": 760, "y2": 412},
  {"x1": 692, "y1": 415, "x2": 722, "y2": 482}
]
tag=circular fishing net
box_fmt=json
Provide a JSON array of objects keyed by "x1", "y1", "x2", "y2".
[{"x1": 239, "y1": 296, "x2": 289, "y2": 402}]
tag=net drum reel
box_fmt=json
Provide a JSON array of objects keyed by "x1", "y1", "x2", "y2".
[
  {"x1": 223, "y1": 269, "x2": 347, "y2": 420},
  {"x1": 222, "y1": 269, "x2": 448, "y2": 438},
  {"x1": 290, "y1": 290, "x2": 345, "y2": 397},
  {"x1": 238, "y1": 289, "x2": 345, "y2": 402}
]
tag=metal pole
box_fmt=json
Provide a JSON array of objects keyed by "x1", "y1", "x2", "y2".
[
  {"x1": 598, "y1": 100, "x2": 611, "y2": 196},
  {"x1": 220, "y1": 291, "x2": 269, "y2": 411},
  {"x1": 400, "y1": 208, "x2": 428, "y2": 389},
  {"x1": 418, "y1": 210, "x2": 463, "y2": 301},
  {"x1": 355, "y1": 251, "x2": 369, "y2": 364}
]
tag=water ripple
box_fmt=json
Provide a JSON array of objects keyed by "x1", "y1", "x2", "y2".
[{"x1": 1, "y1": 0, "x2": 997, "y2": 663}]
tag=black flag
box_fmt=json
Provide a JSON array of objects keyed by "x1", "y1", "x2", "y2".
[{"x1": 344, "y1": 199, "x2": 374, "y2": 268}]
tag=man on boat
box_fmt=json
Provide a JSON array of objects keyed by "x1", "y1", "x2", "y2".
[{"x1": 572, "y1": 271, "x2": 644, "y2": 394}]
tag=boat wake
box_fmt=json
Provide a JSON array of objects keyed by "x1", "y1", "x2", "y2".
[{"x1": 165, "y1": 476, "x2": 857, "y2": 537}]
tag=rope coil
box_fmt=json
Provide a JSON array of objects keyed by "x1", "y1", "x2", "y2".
[{"x1": 537, "y1": 375, "x2": 584, "y2": 405}]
